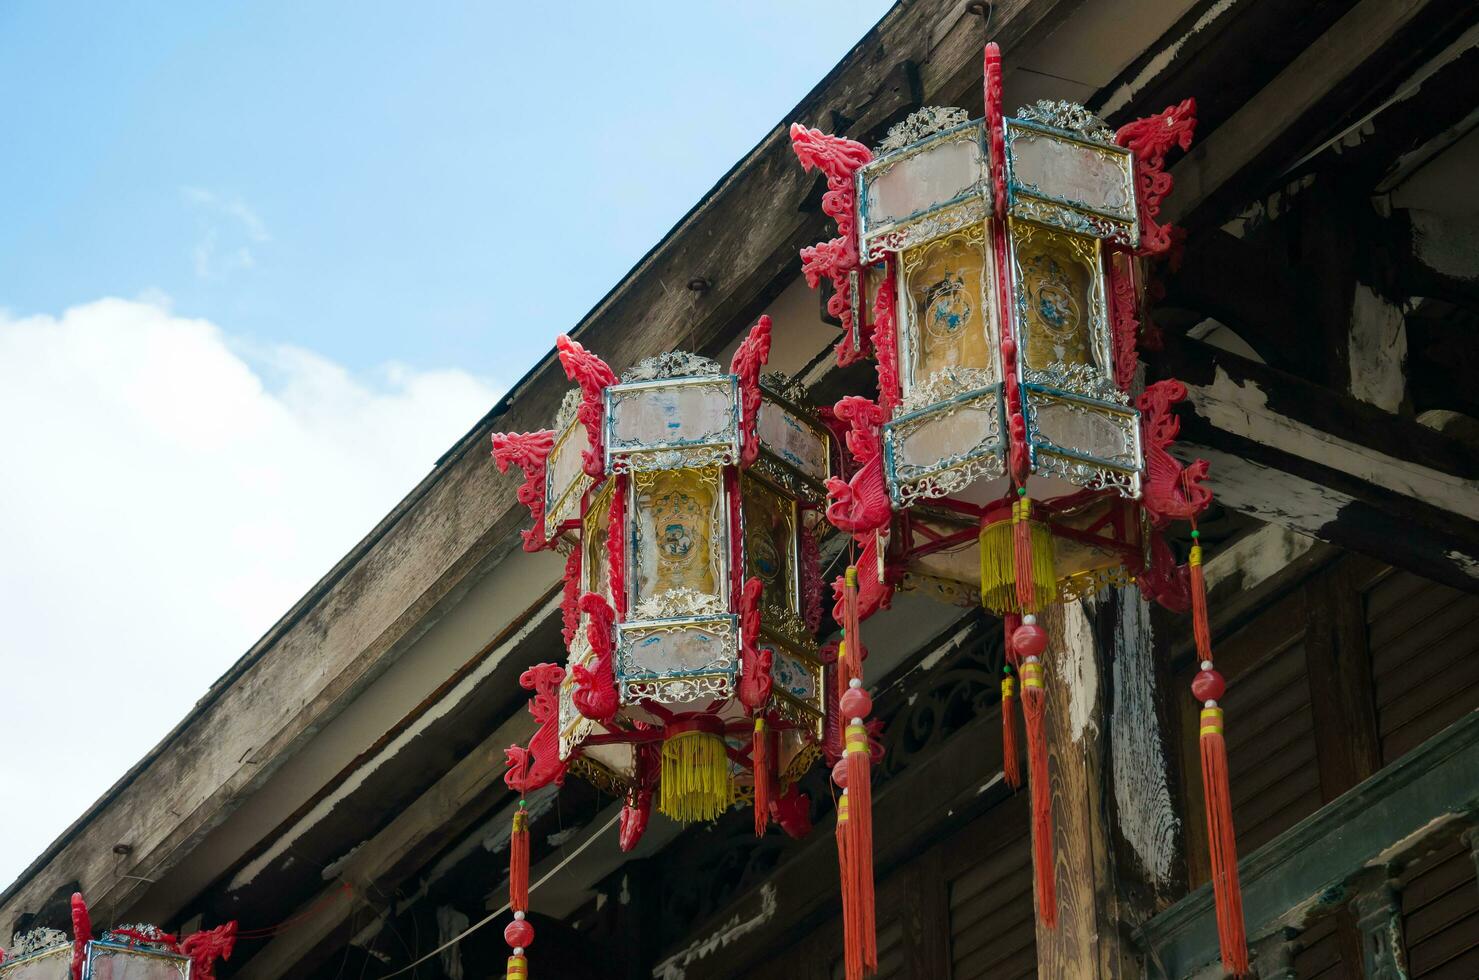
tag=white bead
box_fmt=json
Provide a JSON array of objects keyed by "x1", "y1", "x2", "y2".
[
  {"x1": 848, "y1": 678, "x2": 862, "y2": 689},
  {"x1": 1025, "y1": 655, "x2": 1040, "y2": 664},
  {"x1": 1204, "y1": 699, "x2": 1218, "y2": 708},
  {"x1": 851, "y1": 717, "x2": 863, "y2": 725},
  {"x1": 1023, "y1": 614, "x2": 1037, "y2": 625},
  {"x1": 514, "y1": 947, "x2": 525, "y2": 956},
  {"x1": 514, "y1": 911, "x2": 525, "y2": 920},
  {"x1": 1201, "y1": 660, "x2": 1214, "y2": 671}
]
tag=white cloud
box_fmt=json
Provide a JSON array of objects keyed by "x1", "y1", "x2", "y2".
[
  {"x1": 0, "y1": 298, "x2": 503, "y2": 890},
  {"x1": 182, "y1": 188, "x2": 270, "y2": 280}
]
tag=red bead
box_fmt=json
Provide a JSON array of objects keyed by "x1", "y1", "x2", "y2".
[
  {"x1": 505, "y1": 919, "x2": 535, "y2": 949},
  {"x1": 1012, "y1": 623, "x2": 1048, "y2": 658},
  {"x1": 1191, "y1": 669, "x2": 1226, "y2": 702},
  {"x1": 839, "y1": 687, "x2": 872, "y2": 719},
  {"x1": 831, "y1": 758, "x2": 849, "y2": 789}
]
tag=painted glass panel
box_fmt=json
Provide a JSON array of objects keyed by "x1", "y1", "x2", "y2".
[
  {"x1": 86, "y1": 948, "x2": 190, "y2": 980},
  {"x1": 632, "y1": 468, "x2": 724, "y2": 605},
  {"x1": 0, "y1": 949, "x2": 70, "y2": 980},
  {"x1": 1011, "y1": 222, "x2": 1102, "y2": 373},
  {"x1": 545, "y1": 422, "x2": 587, "y2": 528},
  {"x1": 622, "y1": 622, "x2": 732, "y2": 676},
  {"x1": 1031, "y1": 397, "x2": 1136, "y2": 466},
  {"x1": 742, "y1": 478, "x2": 797, "y2": 618},
  {"x1": 902, "y1": 226, "x2": 996, "y2": 384},
  {"x1": 893, "y1": 398, "x2": 1001, "y2": 473}
]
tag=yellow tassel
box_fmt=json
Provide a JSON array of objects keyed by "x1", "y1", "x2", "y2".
[
  {"x1": 658, "y1": 730, "x2": 734, "y2": 823},
  {"x1": 978, "y1": 502, "x2": 1056, "y2": 614}
]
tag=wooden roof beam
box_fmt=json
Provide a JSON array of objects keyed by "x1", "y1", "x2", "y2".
[{"x1": 1151, "y1": 337, "x2": 1479, "y2": 593}]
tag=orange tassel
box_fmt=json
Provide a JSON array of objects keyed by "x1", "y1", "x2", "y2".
[
  {"x1": 1002, "y1": 669, "x2": 1022, "y2": 790},
  {"x1": 510, "y1": 808, "x2": 530, "y2": 912},
  {"x1": 1200, "y1": 706, "x2": 1248, "y2": 976},
  {"x1": 1190, "y1": 540, "x2": 1248, "y2": 975},
  {"x1": 1013, "y1": 495, "x2": 1037, "y2": 611},
  {"x1": 836, "y1": 794, "x2": 861, "y2": 980},
  {"x1": 844, "y1": 723, "x2": 877, "y2": 976},
  {"x1": 1019, "y1": 659, "x2": 1056, "y2": 927},
  {"x1": 753, "y1": 717, "x2": 771, "y2": 837}
]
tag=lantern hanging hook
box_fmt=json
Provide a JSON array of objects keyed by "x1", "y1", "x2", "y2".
[{"x1": 965, "y1": 1, "x2": 994, "y2": 36}]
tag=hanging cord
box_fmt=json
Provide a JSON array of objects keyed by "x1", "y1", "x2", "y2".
[{"x1": 374, "y1": 810, "x2": 621, "y2": 979}]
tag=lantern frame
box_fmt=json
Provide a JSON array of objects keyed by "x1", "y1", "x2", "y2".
[{"x1": 83, "y1": 939, "x2": 191, "y2": 979}]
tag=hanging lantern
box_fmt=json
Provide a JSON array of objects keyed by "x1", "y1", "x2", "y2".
[
  {"x1": 793, "y1": 41, "x2": 1242, "y2": 977},
  {"x1": 493, "y1": 316, "x2": 835, "y2": 857},
  {"x1": 0, "y1": 894, "x2": 234, "y2": 980}
]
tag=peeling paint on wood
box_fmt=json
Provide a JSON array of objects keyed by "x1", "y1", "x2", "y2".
[
  {"x1": 1347, "y1": 283, "x2": 1407, "y2": 412},
  {"x1": 1111, "y1": 594, "x2": 1178, "y2": 887},
  {"x1": 1062, "y1": 600, "x2": 1100, "y2": 743},
  {"x1": 652, "y1": 883, "x2": 778, "y2": 980}
]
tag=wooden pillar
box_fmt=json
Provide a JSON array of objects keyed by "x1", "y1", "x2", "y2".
[{"x1": 1032, "y1": 589, "x2": 1185, "y2": 978}]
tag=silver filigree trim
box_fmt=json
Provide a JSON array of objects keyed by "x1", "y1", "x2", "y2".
[
  {"x1": 553, "y1": 387, "x2": 581, "y2": 434},
  {"x1": 864, "y1": 197, "x2": 989, "y2": 262},
  {"x1": 621, "y1": 351, "x2": 721, "y2": 383},
  {"x1": 622, "y1": 674, "x2": 733, "y2": 706},
  {"x1": 609, "y1": 445, "x2": 736, "y2": 474},
  {"x1": 893, "y1": 454, "x2": 1007, "y2": 509},
  {"x1": 898, "y1": 367, "x2": 999, "y2": 417},
  {"x1": 1034, "y1": 451, "x2": 1140, "y2": 499},
  {"x1": 877, "y1": 106, "x2": 971, "y2": 153},
  {"x1": 760, "y1": 372, "x2": 808, "y2": 403},
  {"x1": 8, "y1": 927, "x2": 69, "y2": 958},
  {"x1": 1014, "y1": 100, "x2": 1115, "y2": 143},
  {"x1": 1009, "y1": 196, "x2": 1136, "y2": 248},
  {"x1": 102, "y1": 924, "x2": 176, "y2": 951},
  {"x1": 632, "y1": 587, "x2": 727, "y2": 621},
  {"x1": 1022, "y1": 363, "x2": 1128, "y2": 405}
]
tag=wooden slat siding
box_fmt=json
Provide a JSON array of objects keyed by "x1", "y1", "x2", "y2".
[
  {"x1": 948, "y1": 797, "x2": 1036, "y2": 980},
  {"x1": 1400, "y1": 838, "x2": 1479, "y2": 979},
  {"x1": 1221, "y1": 638, "x2": 1323, "y2": 856},
  {"x1": 1179, "y1": 582, "x2": 1311, "y2": 889},
  {"x1": 830, "y1": 919, "x2": 907, "y2": 980},
  {"x1": 1367, "y1": 570, "x2": 1479, "y2": 762},
  {"x1": 1290, "y1": 914, "x2": 1342, "y2": 978}
]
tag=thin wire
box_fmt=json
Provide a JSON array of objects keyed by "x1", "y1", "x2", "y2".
[{"x1": 375, "y1": 810, "x2": 622, "y2": 979}]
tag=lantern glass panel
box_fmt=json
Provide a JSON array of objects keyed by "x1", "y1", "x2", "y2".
[
  {"x1": 631, "y1": 468, "x2": 726, "y2": 608},
  {"x1": 1010, "y1": 221, "x2": 1105, "y2": 375},
  {"x1": 1007, "y1": 125, "x2": 1133, "y2": 219},
  {"x1": 544, "y1": 419, "x2": 588, "y2": 539},
  {"x1": 864, "y1": 130, "x2": 985, "y2": 228},
  {"x1": 756, "y1": 399, "x2": 829, "y2": 487},
  {"x1": 1030, "y1": 395, "x2": 1138, "y2": 468},
  {"x1": 0, "y1": 947, "x2": 70, "y2": 980},
  {"x1": 768, "y1": 643, "x2": 820, "y2": 705},
  {"x1": 607, "y1": 378, "x2": 736, "y2": 454},
  {"x1": 621, "y1": 620, "x2": 734, "y2": 676},
  {"x1": 84, "y1": 944, "x2": 190, "y2": 980},
  {"x1": 901, "y1": 225, "x2": 997, "y2": 385},
  {"x1": 742, "y1": 477, "x2": 798, "y2": 619}
]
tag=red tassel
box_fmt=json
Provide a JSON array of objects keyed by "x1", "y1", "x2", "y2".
[
  {"x1": 753, "y1": 717, "x2": 771, "y2": 837},
  {"x1": 1019, "y1": 659, "x2": 1056, "y2": 928},
  {"x1": 1190, "y1": 539, "x2": 1248, "y2": 975},
  {"x1": 1002, "y1": 669, "x2": 1022, "y2": 790},
  {"x1": 510, "y1": 808, "x2": 530, "y2": 912},
  {"x1": 844, "y1": 723, "x2": 877, "y2": 976}
]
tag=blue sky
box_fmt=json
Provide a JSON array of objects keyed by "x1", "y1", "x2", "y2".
[
  {"x1": 0, "y1": 1, "x2": 893, "y2": 378},
  {"x1": 0, "y1": 1, "x2": 895, "y2": 891}
]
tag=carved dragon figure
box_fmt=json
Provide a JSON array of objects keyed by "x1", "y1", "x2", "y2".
[
  {"x1": 1138, "y1": 379, "x2": 1213, "y2": 527},
  {"x1": 737, "y1": 577, "x2": 773, "y2": 711},
  {"x1": 790, "y1": 124, "x2": 873, "y2": 365},
  {"x1": 1117, "y1": 98, "x2": 1197, "y2": 257},
  {"x1": 490, "y1": 429, "x2": 556, "y2": 552},
  {"x1": 504, "y1": 662, "x2": 568, "y2": 793},
  {"x1": 824, "y1": 396, "x2": 892, "y2": 536},
  {"x1": 555, "y1": 334, "x2": 618, "y2": 478},
  {"x1": 731, "y1": 316, "x2": 772, "y2": 466},
  {"x1": 572, "y1": 593, "x2": 619, "y2": 723}
]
